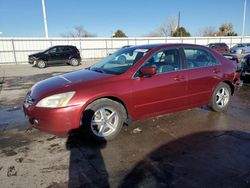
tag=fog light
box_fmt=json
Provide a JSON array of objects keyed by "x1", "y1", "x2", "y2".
[
  {"x1": 34, "y1": 119, "x2": 39, "y2": 125},
  {"x1": 30, "y1": 119, "x2": 39, "y2": 126}
]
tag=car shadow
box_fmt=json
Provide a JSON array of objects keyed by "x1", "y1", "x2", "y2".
[
  {"x1": 66, "y1": 128, "x2": 110, "y2": 188},
  {"x1": 119, "y1": 131, "x2": 250, "y2": 188}
]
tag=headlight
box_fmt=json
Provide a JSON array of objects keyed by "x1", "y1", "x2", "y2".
[{"x1": 36, "y1": 91, "x2": 75, "y2": 108}]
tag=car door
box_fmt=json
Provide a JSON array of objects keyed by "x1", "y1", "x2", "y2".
[
  {"x1": 131, "y1": 48, "x2": 188, "y2": 120},
  {"x1": 46, "y1": 47, "x2": 64, "y2": 64},
  {"x1": 46, "y1": 47, "x2": 57, "y2": 64},
  {"x1": 53, "y1": 47, "x2": 66, "y2": 64},
  {"x1": 60, "y1": 46, "x2": 72, "y2": 63},
  {"x1": 182, "y1": 47, "x2": 222, "y2": 107}
]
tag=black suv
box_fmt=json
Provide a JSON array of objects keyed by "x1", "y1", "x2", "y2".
[{"x1": 28, "y1": 45, "x2": 81, "y2": 68}]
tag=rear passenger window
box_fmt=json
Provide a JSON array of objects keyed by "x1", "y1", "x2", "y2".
[
  {"x1": 184, "y1": 48, "x2": 219, "y2": 69},
  {"x1": 61, "y1": 47, "x2": 71, "y2": 52}
]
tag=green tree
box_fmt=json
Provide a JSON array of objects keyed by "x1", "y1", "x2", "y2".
[
  {"x1": 112, "y1": 30, "x2": 127, "y2": 37},
  {"x1": 172, "y1": 27, "x2": 191, "y2": 37}
]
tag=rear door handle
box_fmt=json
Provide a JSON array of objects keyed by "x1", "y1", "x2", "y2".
[{"x1": 174, "y1": 75, "x2": 185, "y2": 81}]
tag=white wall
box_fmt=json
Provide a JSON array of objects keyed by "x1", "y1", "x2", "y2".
[{"x1": 0, "y1": 36, "x2": 250, "y2": 64}]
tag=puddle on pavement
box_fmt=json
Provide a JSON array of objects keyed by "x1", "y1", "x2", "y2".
[{"x1": 0, "y1": 105, "x2": 29, "y2": 131}]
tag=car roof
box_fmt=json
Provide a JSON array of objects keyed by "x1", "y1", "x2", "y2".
[
  {"x1": 127, "y1": 43, "x2": 207, "y2": 50},
  {"x1": 50, "y1": 45, "x2": 75, "y2": 48},
  {"x1": 208, "y1": 43, "x2": 227, "y2": 45}
]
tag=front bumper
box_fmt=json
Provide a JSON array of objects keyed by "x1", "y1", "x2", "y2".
[
  {"x1": 23, "y1": 104, "x2": 83, "y2": 135},
  {"x1": 28, "y1": 60, "x2": 34, "y2": 64}
]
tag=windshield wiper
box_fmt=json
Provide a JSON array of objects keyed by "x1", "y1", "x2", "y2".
[{"x1": 91, "y1": 68, "x2": 106, "y2": 73}]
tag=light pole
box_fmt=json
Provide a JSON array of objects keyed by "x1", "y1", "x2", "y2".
[
  {"x1": 41, "y1": 0, "x2": 48, "y2": 38},
  {"x1": 242, "y1": 0, "x2": 247, "y2": 37}
]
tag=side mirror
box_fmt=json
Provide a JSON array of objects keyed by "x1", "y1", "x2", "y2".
[{"x1": 140, "y1": 66, "x2": 157, "y2": 77}]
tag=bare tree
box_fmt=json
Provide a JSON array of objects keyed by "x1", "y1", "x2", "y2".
[
  {"x1": 199, "y1": 23, "x2": 237, "y2": 37},
  {"x1": 157, "y1": 16, "x2": 177, "y2": 37},
  {"x1": 200, "y1": 26, "x2": 217, "y2": 37},
  {"x1": 166, "y1": 16, "x2": 178, "y2": 36},
  {"x1": 62, "y1": 26, "x2": 96, "y2": 37},
  {"x1": 144, "y1": 31, "x2": 162, "y2": 37},
  {"x1": 157, "y1": 24, "x2": 168, "y2": 37},
  {"x1": 145, "y1": 16, "x2": 177, "y2": 37}
]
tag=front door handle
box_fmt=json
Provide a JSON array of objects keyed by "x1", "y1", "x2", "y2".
[{"x1": 213, "y1": 68, "x2": 220, "y2": 74}]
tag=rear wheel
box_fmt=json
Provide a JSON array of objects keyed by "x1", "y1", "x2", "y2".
[
  {"x1": 209, "y1": 82, "x2": 231, "y2": 112},
  {"x1": 70, "y1": 58, "x2": 79, "y2": 66},
  {"x1": 82, "y1": 99, "x2": 126, "y2": 141},
  {"x1": 37, "y1": 60, "x2": 46, "y2": 69}
]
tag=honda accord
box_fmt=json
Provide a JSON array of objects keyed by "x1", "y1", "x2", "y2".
[{"x1": 23, "y1": 44, "x2": 241, "y2": 140}]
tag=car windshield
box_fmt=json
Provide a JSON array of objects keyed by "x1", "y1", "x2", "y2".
[
  {"x1": 89, "y1": 47, "x2": 151, "y2": 75},
  {"x1": 41, "y1": 47, "x2": 53, "y2": 53}
]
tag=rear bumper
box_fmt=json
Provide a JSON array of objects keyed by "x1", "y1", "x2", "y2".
[
  {"x1": 23, "y1": 104, "x2": 83, "y2": 135},
  {"x1": 233, "y1": 72, "x2": 243, "y2": 90}
]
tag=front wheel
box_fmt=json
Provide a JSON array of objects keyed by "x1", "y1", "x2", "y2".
[
  {"x1": 37, "y1": 60, "x2": 46, "y2": 68},
  {"x1": 82, "y1": 99, "x2": 126, "y2": 141},
  {"x1": 209, "y1": 82, "x2": 231, "y2": 112}
]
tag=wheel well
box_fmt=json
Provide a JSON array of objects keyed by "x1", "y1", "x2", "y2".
[
  {"x1": 83, "y1": 96, "x2": 129, "y2": 121},
  {"x1": 37, "y1": 57, "x2": 45, "y2": 60},
  {"x1": 222, "y1": 81, "x2": 234, "y2": 95}
]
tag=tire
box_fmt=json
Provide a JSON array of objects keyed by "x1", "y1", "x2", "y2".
[
  {"x1": 209, "y1": 82, "x2": 231, "y2": 112},
  {"x1": 70, "y1": 58, "x2": 79, "y2": 66},
  {"x1": 81, "y1": 98, "x2": 126, "y2": 141},
  {"x1": 37, "y1": 60, "x2": 46, "y2": 69}
]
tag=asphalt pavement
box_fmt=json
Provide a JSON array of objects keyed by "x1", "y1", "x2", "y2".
[{"x1": 0, "y1": 63, "x2": 250, "y2": 188}]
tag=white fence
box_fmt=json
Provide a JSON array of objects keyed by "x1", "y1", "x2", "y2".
[{"x1": 0, "y1": 36, "x2": 250, "y2": 64}]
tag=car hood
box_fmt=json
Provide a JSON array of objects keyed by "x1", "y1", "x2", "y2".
[
  {"x1": 230, "y1": 46, "x2": 243, "y2": 50},
  {"x1": 30, "y1": 69, "x2": 113, "y2": 101},
  {"x1": 29, "y1": 52, "x2": 43, "y2": 57}
]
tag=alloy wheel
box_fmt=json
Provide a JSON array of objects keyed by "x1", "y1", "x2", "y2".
[
  {"x1": 71, "y1": 59, "x2": 79, "y2": 66},
  {"x1": 215, "y1": 87, "x2": 230, "y2": 108},
  {"x1": 91, "y1": 107, "x2": 119, "y2": 137}
]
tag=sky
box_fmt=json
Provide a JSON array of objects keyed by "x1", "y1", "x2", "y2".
[{"x1": 0, "y1": 0, "x2": 249, "y2": 37}]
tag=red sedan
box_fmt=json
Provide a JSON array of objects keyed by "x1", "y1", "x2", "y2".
[{"x1": 23, "y1": 44, "x2": 241, "y2": 140}]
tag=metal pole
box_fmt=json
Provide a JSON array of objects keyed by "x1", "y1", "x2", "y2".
[
  {"x1": 41, "y1": 0, "x2": 48, "y2": 38},
  {"x1": 242, "y1": 0, "x2": 247, "y2": 37},
  {"x1": 11, "y1": 39, "x2": 17, "y2": 64},
  {"x1": 105, "y1": 39, "x2": 108, "y2": 56}
]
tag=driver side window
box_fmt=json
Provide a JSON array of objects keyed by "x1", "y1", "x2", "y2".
[
  {"x1": 143, "y1": 48, "x2": 181, "y2": 74},
  {"x1": 48, "y1": 47, "x2": 61, "y2": 54},
  {"x1": 48, "y1": 47, "x2": 57, "y2": 54}
]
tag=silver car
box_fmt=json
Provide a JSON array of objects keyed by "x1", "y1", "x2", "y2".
[{"x1": 230, "y1": 43, "x2": 250, "y2": 55}]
